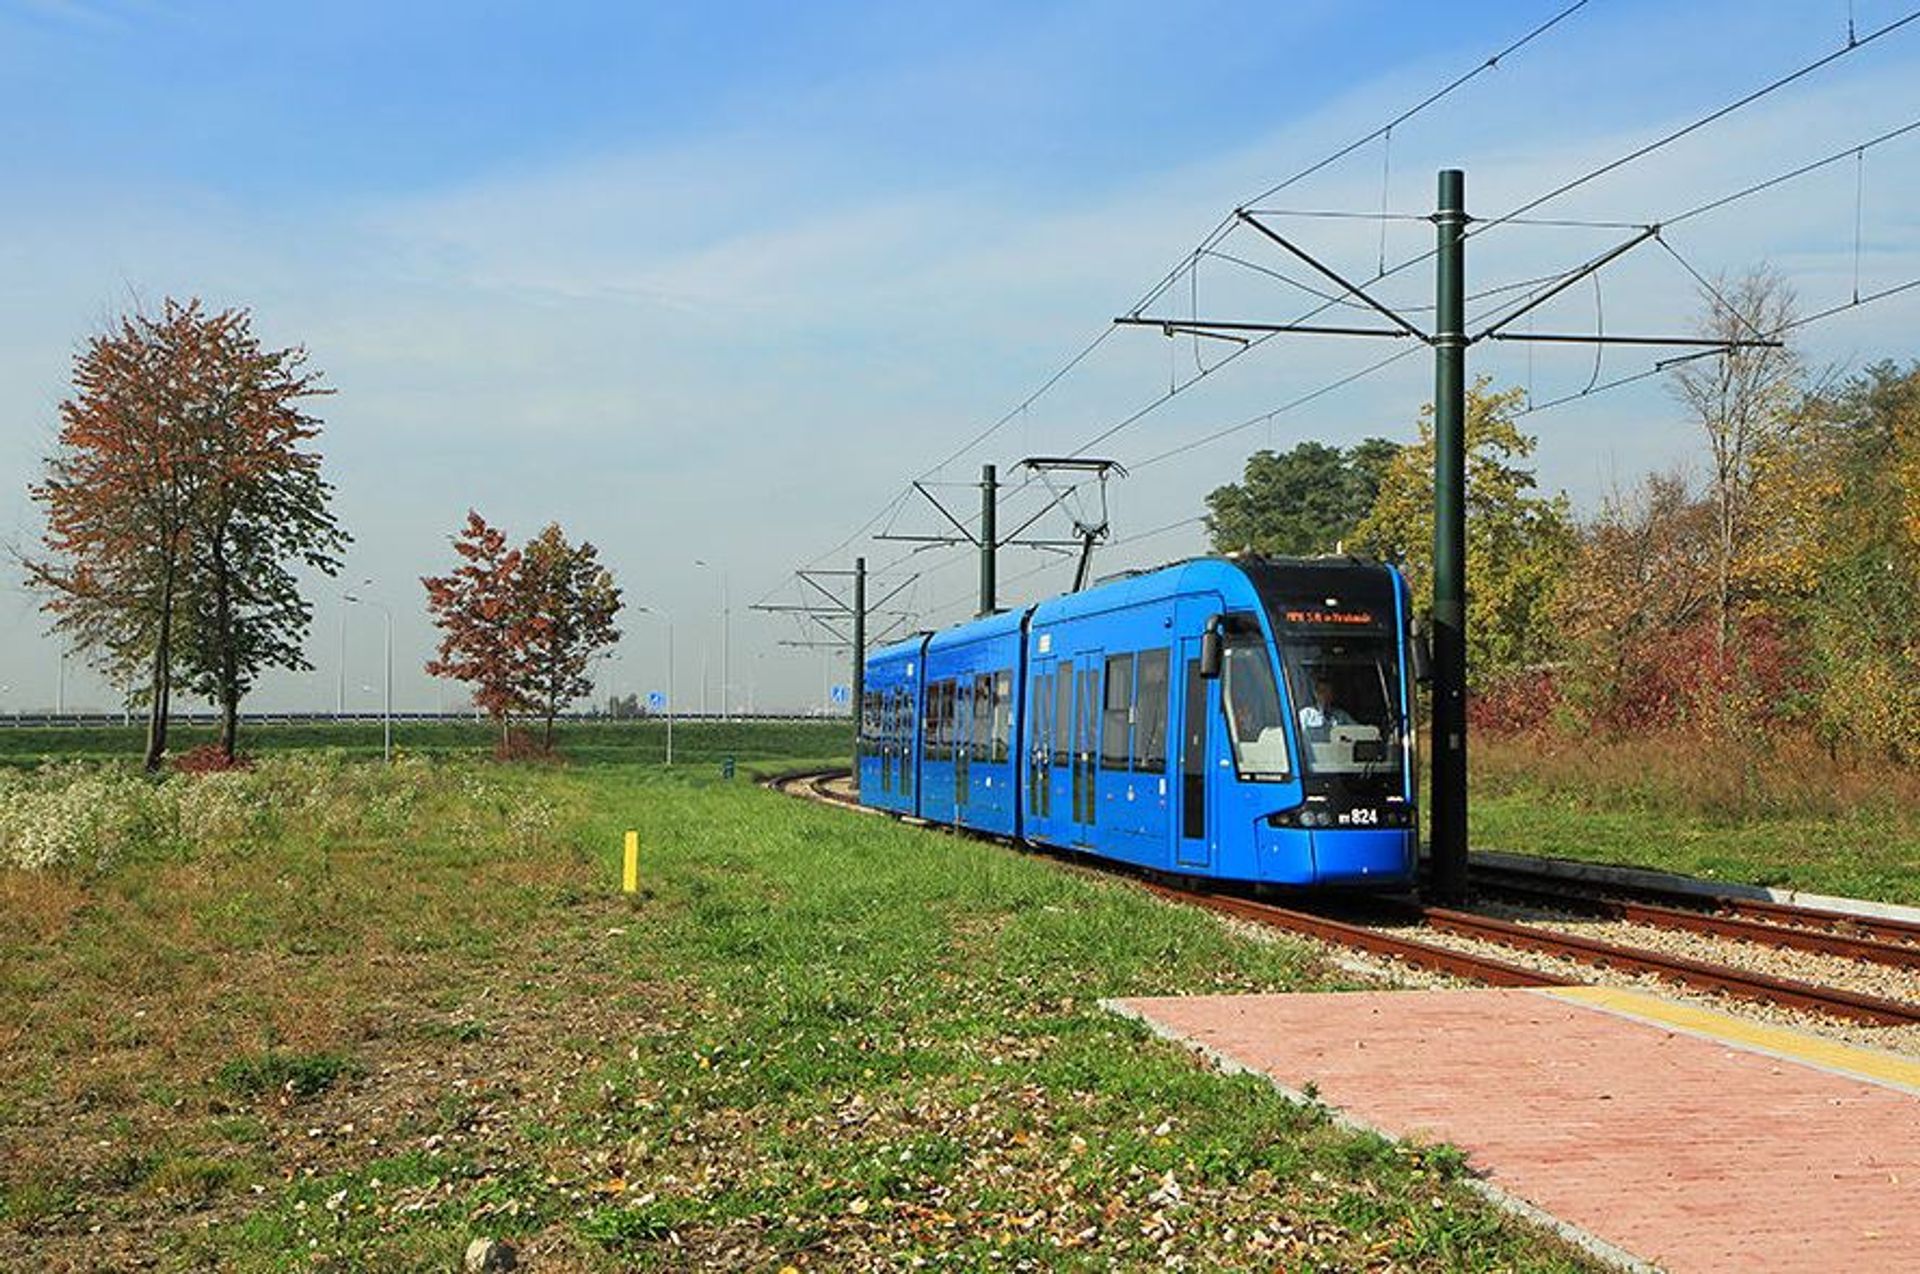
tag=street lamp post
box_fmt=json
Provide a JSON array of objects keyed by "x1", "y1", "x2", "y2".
[
  {"x1": 637, "y1": 606, "x2": 674, "y2": 766},
  {"x1": 338, "y1": 578, "x2": 369, "y2": 721},
  {"x1": 343, "y1": 592, "x2": 392, "y2": 764}
]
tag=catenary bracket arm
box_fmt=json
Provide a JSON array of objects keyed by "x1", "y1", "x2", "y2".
[
  {"x1": 1235, "y1": 209, "x2": 1429, "y2": 342},
  {"x1": 1472, "y1": 225, "x2": 1659, "y2": 341}
]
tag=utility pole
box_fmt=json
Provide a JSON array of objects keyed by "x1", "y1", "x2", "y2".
[
  {"x1": 851, "y1": 555, "x2": 866, "y2": 787},
  {"x1": 1430, "y1": 169, "x2": 1470, "y2": 903},
  {"x1": 978, "y1": 464, "x2": 997, "y2": 616},
  {"x1": 878, "y1": 458, "x2": 1123, "y2": 607},
  {"x1": 1112, "y1": 168, "x2": 1776, "y2": 905}
]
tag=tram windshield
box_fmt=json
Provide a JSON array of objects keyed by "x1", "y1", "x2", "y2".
[
  {"x1": 1221, "y1": 628, "x2": 1292, "y2": 780},
  {"x1": 1280, "y1": 635, "x2": 1404, "y2": 776}
]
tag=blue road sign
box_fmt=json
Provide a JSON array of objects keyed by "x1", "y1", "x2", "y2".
[
  {"x1": 647, "y1": 691, "x2": 667, "y2": 712},
  {"x1": 830, "y1": 684, "x2": 851, "y2": 705}
]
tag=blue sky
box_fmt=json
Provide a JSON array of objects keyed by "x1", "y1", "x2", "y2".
[{"x1": 3, "y1": 1, "x2": 1918, "y2": 714}]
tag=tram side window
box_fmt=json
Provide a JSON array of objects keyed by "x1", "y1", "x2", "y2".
[
  {"x1": 921, "y1": 682, "x2": 939, "y2": 760},
  {"x1": 938, "y1": 680, "x2": 956, "y2": 760},
  {"x1": 1054, "y1": 661, "x2": 1074, "y2": 761},
  {"x1": 1134, "y1": 649, "x2": 1170, "y2": 771},
  {"x1": 991, "y1": 670, "x2": 1013, "y2": 763},
  {"x1": 1101, "y1": 653, "x2": 1135, "y2": 770},
  {"x1": 972, "y1": 673, "x2": 993, "y2": 761},
  {"x1": 928, "y1": 680, "x2": 951, "y2": 761},
  {"x1": 898, "y1": 688, "x2": 915, "y2": 795}
]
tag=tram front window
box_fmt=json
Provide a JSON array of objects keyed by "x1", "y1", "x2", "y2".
[
  {"x1": 1281, "y1": 636, "x2": 1403, "y2": 776},
  {"x1": 1221, "y1": 629, "x2": 1291, "y2": 780}
]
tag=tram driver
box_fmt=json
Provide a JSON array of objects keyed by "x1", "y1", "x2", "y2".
[{"x1": 1297, "y1": 672, "x2": 1356, "y2": 733}]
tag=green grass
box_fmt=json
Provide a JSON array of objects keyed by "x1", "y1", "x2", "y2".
[
  {"x1": 0, "y1": 733, "x2": 1596, "y2": 1271},
  {"x1": 0, "y1": 717, "x2": 850, "y2": 770},
  {"x1": 214, "y1": 1051, "x2": 358, "y2": 1102},
  {"x1": 1472, "y1": 734, "x2": 1920, "y2": 905}
]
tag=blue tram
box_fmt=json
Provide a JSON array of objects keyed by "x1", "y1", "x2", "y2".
[{"x1": 857, "y1": 555, "x2": 1419, "y2": 888}]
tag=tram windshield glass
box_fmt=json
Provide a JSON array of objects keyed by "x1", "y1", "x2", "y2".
[
  {"x1": 1221, "y1": 627, "x2": 1292, "y2": 780},
  {"x1": 1279, "y1": 635, "x2": 1404, "y2": 776}
]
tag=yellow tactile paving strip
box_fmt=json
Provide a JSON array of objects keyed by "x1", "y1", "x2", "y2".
[{"x1": 1538, "y1": 984, "x2": 1920, "y2": 1095}]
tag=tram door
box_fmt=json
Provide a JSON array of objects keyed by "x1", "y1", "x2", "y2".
[
  {"x1": 1029, "y1": 661, "x2": 1055, "y2": 822},
  {"x1": 1046, "y1": 661, "x2": 1075, "y2": 837},
  {"x1": 1070, "y1": 653, "x2": 1103, "y2": 844},
  {"x1": 1176, "y1": 639, "x2": 1212, "y2": 869},
  {"x1": 953, "y1": 679, "x2": 972, "y2": 812}
]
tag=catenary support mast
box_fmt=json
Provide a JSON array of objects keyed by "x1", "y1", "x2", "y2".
[
  {"x1": 979, "y1": 464, "x2": 997, "y2": 616},
  {"x1": 851, "y1": 555, "x2": 866, "y2": 790},
  {"x1": 1430, "y1": 169, "x2": 1470, "y2": 903}
]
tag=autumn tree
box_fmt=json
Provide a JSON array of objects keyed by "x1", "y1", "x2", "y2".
[
  {"x1": 27, "y1": 299, "x2": 344, "y2": 770},
  {"x1": 1205, "y1": 438, "x2": 1401, "y2": 556},
  {"x1": 1550, "y1": 470, "x2": 1719, "y2": 729},
  {"x1": 518, "y1": 524, "x2": 623, "y2": 749},
  {"x1": 1350, "y1": 380, "x2": 1576, "y2": 686},
  {"x1": 1669, "y1": 267, "x2": 1802, "y2": 655},
  {"x1": 423, "y1": 514, "x2": 623, "y2": 752},
  {"x1": 423, "y1": 512, "x2": 527, "y2": 746},
  {"x1": 175, "y1": 316, "x2": 346, "y2": 760},
  {"x1": 1756, "y1": 362, "x2": 1920, "y2": 759}
]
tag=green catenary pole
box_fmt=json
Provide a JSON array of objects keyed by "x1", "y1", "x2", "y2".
[
  {"x1": 1430, "y1": 169, "x2": 1469, "y2": 903},
  {"x1": 851, "y1": 555, "x2": 866, "y2": 790},
  {"x1": 979, "y1": 463, "x2": 998, "y2": 617}
]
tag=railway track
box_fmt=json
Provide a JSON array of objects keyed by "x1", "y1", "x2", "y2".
[
  {"x1": 772, "y1": 768, "x2": 1920, "y2": 1028},
  {"x1": 1469, "y1": 860, "x2": 1920, "y2": 952},
  {"x1": 1468, "y1": 866, "x2": 1920, "y2": 970}
]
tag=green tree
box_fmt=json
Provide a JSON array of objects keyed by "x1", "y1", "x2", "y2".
[
  {"x1": 1351, "y1": 379, "x2": 1575, "y2": 685},
  {"x1": 1205, "y1": 437, "x2": 1402, "y2": 556},
  {"x1": 1759, "y1": 362, "x2": 1920, "y2": 759}
]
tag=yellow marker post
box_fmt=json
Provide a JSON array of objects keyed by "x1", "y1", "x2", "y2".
[{"x1": 622, "y1": 830, "x2": 639, "y2": 894}]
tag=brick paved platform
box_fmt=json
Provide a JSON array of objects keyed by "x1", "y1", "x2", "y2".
[{"x1": 1111, "y1": 988, "x2": 1920, "y2": 1273}]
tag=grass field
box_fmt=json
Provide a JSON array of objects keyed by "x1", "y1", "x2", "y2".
[
  {"x1": 0, "y1": 726, "x2": 1595, "y2": 1272},
  {"x1": 0, "y1": 719, "x2": 845, "y2": 771},
  {"x1": 1472, "y1": 734, "x2": 1920, "y2": 905}
]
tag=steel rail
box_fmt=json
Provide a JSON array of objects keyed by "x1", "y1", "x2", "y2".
[
  {"x1": 1137, "y1": 883, "x2": 1573, "y2": 989},
  {"x1": 1408, "y1": 904, "x2": 1920, "y2": 1027},
  {"x1": 1473, "y1": 875, "x2": 1920, "y2": 971},
  {"x1": 1471, "y1": 863, "x2": 1920, "y2": 949}
]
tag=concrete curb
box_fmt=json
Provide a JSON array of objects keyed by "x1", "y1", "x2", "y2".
[{"x1": 1472, "y1": 849, "x2": 1920, "y2": 926}]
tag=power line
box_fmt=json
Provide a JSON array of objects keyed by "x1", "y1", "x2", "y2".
[
  {"x1": 1467, "y1": 8, "x2": 1920, "y2": 238},
  {"x1": 1071, "y1": 50, "x2": 1920, "y2": 471},
  {"x1": 1513, "y1": 273, "x2": 1920, "y2": 419},
  {"x1": 770, "y1": 1, "x2": 1599, "y2": 592},
  {"x1": 1130, "y1": 0, "x2": 1597, "y2": 317},
  {"x1": 1662, "y1": 114, "x2": 1920, "y2": 227}
]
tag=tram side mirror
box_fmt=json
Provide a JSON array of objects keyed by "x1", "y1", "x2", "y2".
[
  {"x1": 1410, "y1": 615, "x2": 1434, "y2": 685},
  {"x1": 1199, "y1": 617, "x2": 1223, "y2": 680}
]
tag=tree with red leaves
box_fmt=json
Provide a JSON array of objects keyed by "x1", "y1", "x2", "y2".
[
  {"x1": 423, "y1": 514, "x2": 621, "y2": 752},
  {"x1": 27, "y1": 299, "x2": 346, "y2": 770},
  {"x1": 422, "y1": 512, "x2": 527, "y2": 748},
  {"x1": 518, "y1": 523, "x2": 622, "y2": 750}
]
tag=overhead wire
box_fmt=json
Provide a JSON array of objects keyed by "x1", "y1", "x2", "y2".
[
  {"x1": 1059, "y1": 51, "x2": 1920, "y2": 473},
  {"x1": 773, "y1": 5, "x2": 1917, "y2": 621},
  {"x1": 1465, "y1": 9, "x2": 1920, "y2": 239},
  {"x1": 770, "y1": 0, "x2": 1599, "y2": 593}
]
